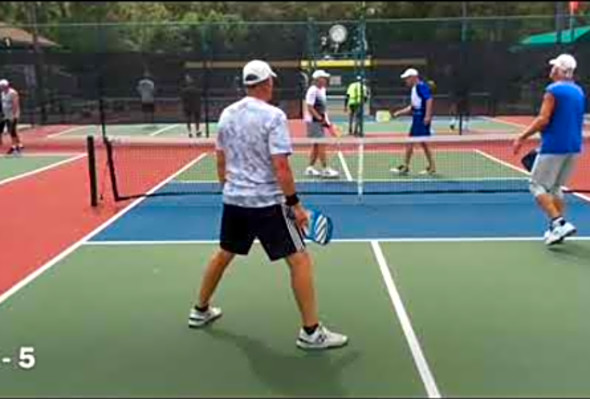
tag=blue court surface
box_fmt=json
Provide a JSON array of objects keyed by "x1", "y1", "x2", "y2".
[{"x1": 92, "y1": 192, "x2": 590, "y2": 242}]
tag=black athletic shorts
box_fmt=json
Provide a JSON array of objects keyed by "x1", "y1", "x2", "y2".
[
  {"x1": 141, "y1": 102, "x2": 155, "y2": 113},
  {"x1": 183, "y1": 106, "x2": 201, "y2": 121},
  {"x1": 0, "y1": 118, "x2": 18, "y2": 137},
  {"x1": 220, "y1": 203, "x2": 306, "y2": 262}
]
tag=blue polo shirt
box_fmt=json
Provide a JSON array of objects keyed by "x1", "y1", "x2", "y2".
[{"x1": 541, "y1": 81, "x2": 585, "y2": 154}]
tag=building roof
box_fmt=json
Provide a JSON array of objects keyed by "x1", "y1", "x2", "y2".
[
  {"x1": 519, "y1": 25, "x2": 590, "y2": 45},
  {"x1": 0, "y1": 23, "x2": 58, "y2": 47}
]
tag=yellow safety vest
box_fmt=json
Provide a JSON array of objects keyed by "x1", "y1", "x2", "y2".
[{"x1": 346, "y1": 82, "x2": 368, "y2": 106}]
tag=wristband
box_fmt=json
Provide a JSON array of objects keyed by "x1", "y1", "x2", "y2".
[{"x1": 286, "y1": 193, "x2": 300, "y2": 206}]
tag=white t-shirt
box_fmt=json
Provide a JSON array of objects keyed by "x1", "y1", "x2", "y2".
[
  {"x1": 1, "y1": 88, "x2": 19, "y2": 120},
  {"x1": 137, "y1": 78, "x2": 155, "y2": 103},
  {"x1": 304, "y1": 85, "x2": 329, "y2": 124},
  {"x1": 216, "y1": 96, "x2": 292, "y2": 208}
]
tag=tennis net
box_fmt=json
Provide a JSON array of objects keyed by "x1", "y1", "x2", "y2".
[{"x1": 99, "y1": 133, "x2": 590, "y2": 202}]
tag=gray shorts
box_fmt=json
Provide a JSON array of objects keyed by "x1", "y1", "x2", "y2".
[
  {"x1": 306, "y1": 122, "x2": 325, "y2": 138},
  {"x1": 529, "y1": 153, "x2": 577, "y2": 198}
]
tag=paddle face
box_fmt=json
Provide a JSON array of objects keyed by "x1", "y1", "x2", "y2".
[
  {"x1": 521, "y1": 148, "x2": 538, "y2": 172},
  {"x1": 376, "y1": 110, "x2": 391, "y2": 123},
  {"x1": 302, "y1": 209, "x2": 333, "y2": 246}
]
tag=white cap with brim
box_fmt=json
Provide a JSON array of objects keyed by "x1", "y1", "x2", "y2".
[
  {"x1": 243, "y1": 60, "x2": 277, "y2": 86},
  {"x1": 312, "y1": 70, "x2": 331, "y2": 80},
  {"x1": 400, "y1": 68, "x2": 419, "y2": 79},
  {"x1": 0, "y1": 79, "x2": 8, "y2": 87},
  {"x1": 549, "y1": 54, "x2": 577, "y2": 71}
]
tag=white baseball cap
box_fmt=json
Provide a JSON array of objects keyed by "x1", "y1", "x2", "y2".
[
  {"x1": 312, "y1": 70, "x2": 331, "y2": 80},
  {"x1": 242, "y1": 60, "x2": 277, "y2": 86},
  {"x1": 549, "y1": 54, "x2": 577, "y2": 71},
  {"x1": 400, "y1": 68, "x2": 419, "y2": 79},
  {"x1": 0, "y1": 79, "x2": 8, "y2": 87}
]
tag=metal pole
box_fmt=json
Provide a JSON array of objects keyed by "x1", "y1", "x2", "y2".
[
  {"x1": 29, "y1": 1, "x2": 46, "y2": 125},
  {"x1": 459, "y1": 1, "x2": 468, "y2": 135},
  {"x1": 556, "y1": 1, "x2": 563, "y2": 47}
]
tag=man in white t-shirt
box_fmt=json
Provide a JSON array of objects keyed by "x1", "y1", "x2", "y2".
[
  {"x1": 0, "y1": 79, "x2": 23, "y2": 154},
  {"x1": 304, "y1": 70, "x2": 339, "y2": 178},
  {"x1": 188, "y1": 60, "x2": 348, "y2": 351},
  {"x1": 137, "y1": 74, "x2": 155, "y2": 124}
]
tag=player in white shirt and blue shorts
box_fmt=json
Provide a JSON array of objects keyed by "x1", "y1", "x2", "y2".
[
  {"x1": 304, "y1": 70, "x2": 339, "y2": 179},
  {"x1": 188, "y1": 60, "x2": 347, "y2": 350}
]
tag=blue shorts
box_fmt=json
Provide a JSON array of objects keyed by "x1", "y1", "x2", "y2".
[{"x1": 410, "y1": 121, "x2": 431, "y2": 137}]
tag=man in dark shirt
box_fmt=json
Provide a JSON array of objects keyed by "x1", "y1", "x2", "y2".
[{"x1": 180, "y1": 75, "x2": 202, "y2": 138}]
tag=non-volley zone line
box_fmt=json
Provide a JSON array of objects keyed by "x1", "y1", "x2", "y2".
[
  {"x1": 150, "y1": 124, "x2": 181, "y2": 137},
  {"x1": 47, "y1": 125, "x2": 96, "y2": 138},
  {"x1": 0, "y1": 154, "x2": 86, "y2": 187},
  {"x1": 475, "y1": 149, "x2": 590, "y2": 204}
]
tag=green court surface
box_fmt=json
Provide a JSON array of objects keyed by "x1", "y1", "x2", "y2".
[
  {"x1": 2, "y1": 240, "x2": 590, "y2": 397},
  {"x1": 0, "y1": 155, "x2": 73, "y2": 182},
  {"x1": 380, "y1": 240, "x2": 590, "y2": 397},
  {"x1": 176, "y1": 149, "x2": 523, "y2": 183},
  {"x1": 0, "y1": 243, "x2": 423, "y2": 397}
]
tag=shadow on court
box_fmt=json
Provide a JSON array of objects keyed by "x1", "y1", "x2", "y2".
[
  {"x1": 548, "y1": 241, "x2": 590, "y2": 262},
  {"x1": 204, "y1": 327, "x2": 361, "y2": 397}
]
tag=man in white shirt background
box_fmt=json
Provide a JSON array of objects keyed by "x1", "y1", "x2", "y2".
[
  {"x1": 0, "y1": 79, "x2": 23, "y2": 155},
  {"x1": 137, "y1": 73, "x2": 156, "y2": 124},
  {"x1": 304, "y1": 70, "x2": 340, "y2": 179}
]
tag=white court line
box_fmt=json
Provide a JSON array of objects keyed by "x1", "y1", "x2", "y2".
[
  {"x1": 81, "y1": 236, "x2": 590, "y2": 246},
  {"x1": 371, "y1": 241, "x2": 441, "y2": 399},
  {"x1": 150, "y1": 124, "x2": 180, "y2": 137},
  {"x1": 475, "y1": 149, "x2": 590, "y2": 204},
  {"x1": 337, "y1": 151, "x2": 353, "y2": 181},
  {"x1": 479, "y1": 116, "x2": 528, "y2": 129},
  {"x1": 0, "y1": 152, "x2": 208, "y2": 308},
  {"x1": 47, "y1": 125, "x2": 95, "y2": 138},
  {"x1": 0, "y1": 154, "x2": 86, "y2": 187},
  {"x1": 174, "y1": 176, "x2": 527, "y2": 185},
  {"x1": 0, "y1": 152, "x2": 83, "y2": 158}
]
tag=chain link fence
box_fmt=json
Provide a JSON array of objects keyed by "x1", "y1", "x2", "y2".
[{"x1": 1, "y1": 15, "x2": 589, "y2": 136}]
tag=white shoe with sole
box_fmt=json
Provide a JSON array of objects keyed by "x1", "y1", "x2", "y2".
[
  {"x1": 321, "y1": 167, "x2": 340, "y2": 179},
  {"x1": 296, "y1": 324, "x2": 348, "y2": 350},
  {"x1": 305, "y1": 166, "x2": 321, "y2": 177},
  {"x1": 545, "y1": 222, "x2": 577, "y2": 246},
  {"x1": 188, "y1": 306, "x2": 222, "y2": 328}
]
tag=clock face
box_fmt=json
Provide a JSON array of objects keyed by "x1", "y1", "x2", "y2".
[{"x1": 329, "y1": 24, "x2": 348, "y2": 44}]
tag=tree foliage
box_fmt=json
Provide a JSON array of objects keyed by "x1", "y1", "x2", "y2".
[{"x1": 0, "y1": 1, "x2": 583, "y2": 53}]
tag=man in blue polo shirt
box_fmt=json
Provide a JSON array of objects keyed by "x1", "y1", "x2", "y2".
[
  {"x1": 513, "y1": 54, "x2": 585, "y2": 245},
  {"x1": 391, "y1": 68, "x2": 436, "y2": 175}
]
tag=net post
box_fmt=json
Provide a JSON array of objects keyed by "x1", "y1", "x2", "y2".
[
  {"x1": 104, "y1": 137, "x2": 121, "y2": 201},
  {"x1": 86, "y1": 135, "x2": 98, "y2": 207},
  {"x1": 357, "y1": 139, "x2": 364, "y2": 198}
]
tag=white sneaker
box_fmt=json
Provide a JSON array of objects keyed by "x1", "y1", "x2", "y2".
[
  {"x1": 296, "y1": 324, "x2": 348, "y2": 350},
  {"x1": 305, "y1": 166, "x2": 321, "y2": 177},
  {"x1": 188, "y1": 306, "x2": 222, "y2": 328},
  {"x1": 321, "y1": 167, "x2": 340, "y2": 179},
  {"x1": 545, "y1": 222, "x2": 577, "y2": 246},
  {"x1": 418, "y1": 168, "x2": 436, "y2": 176}
]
